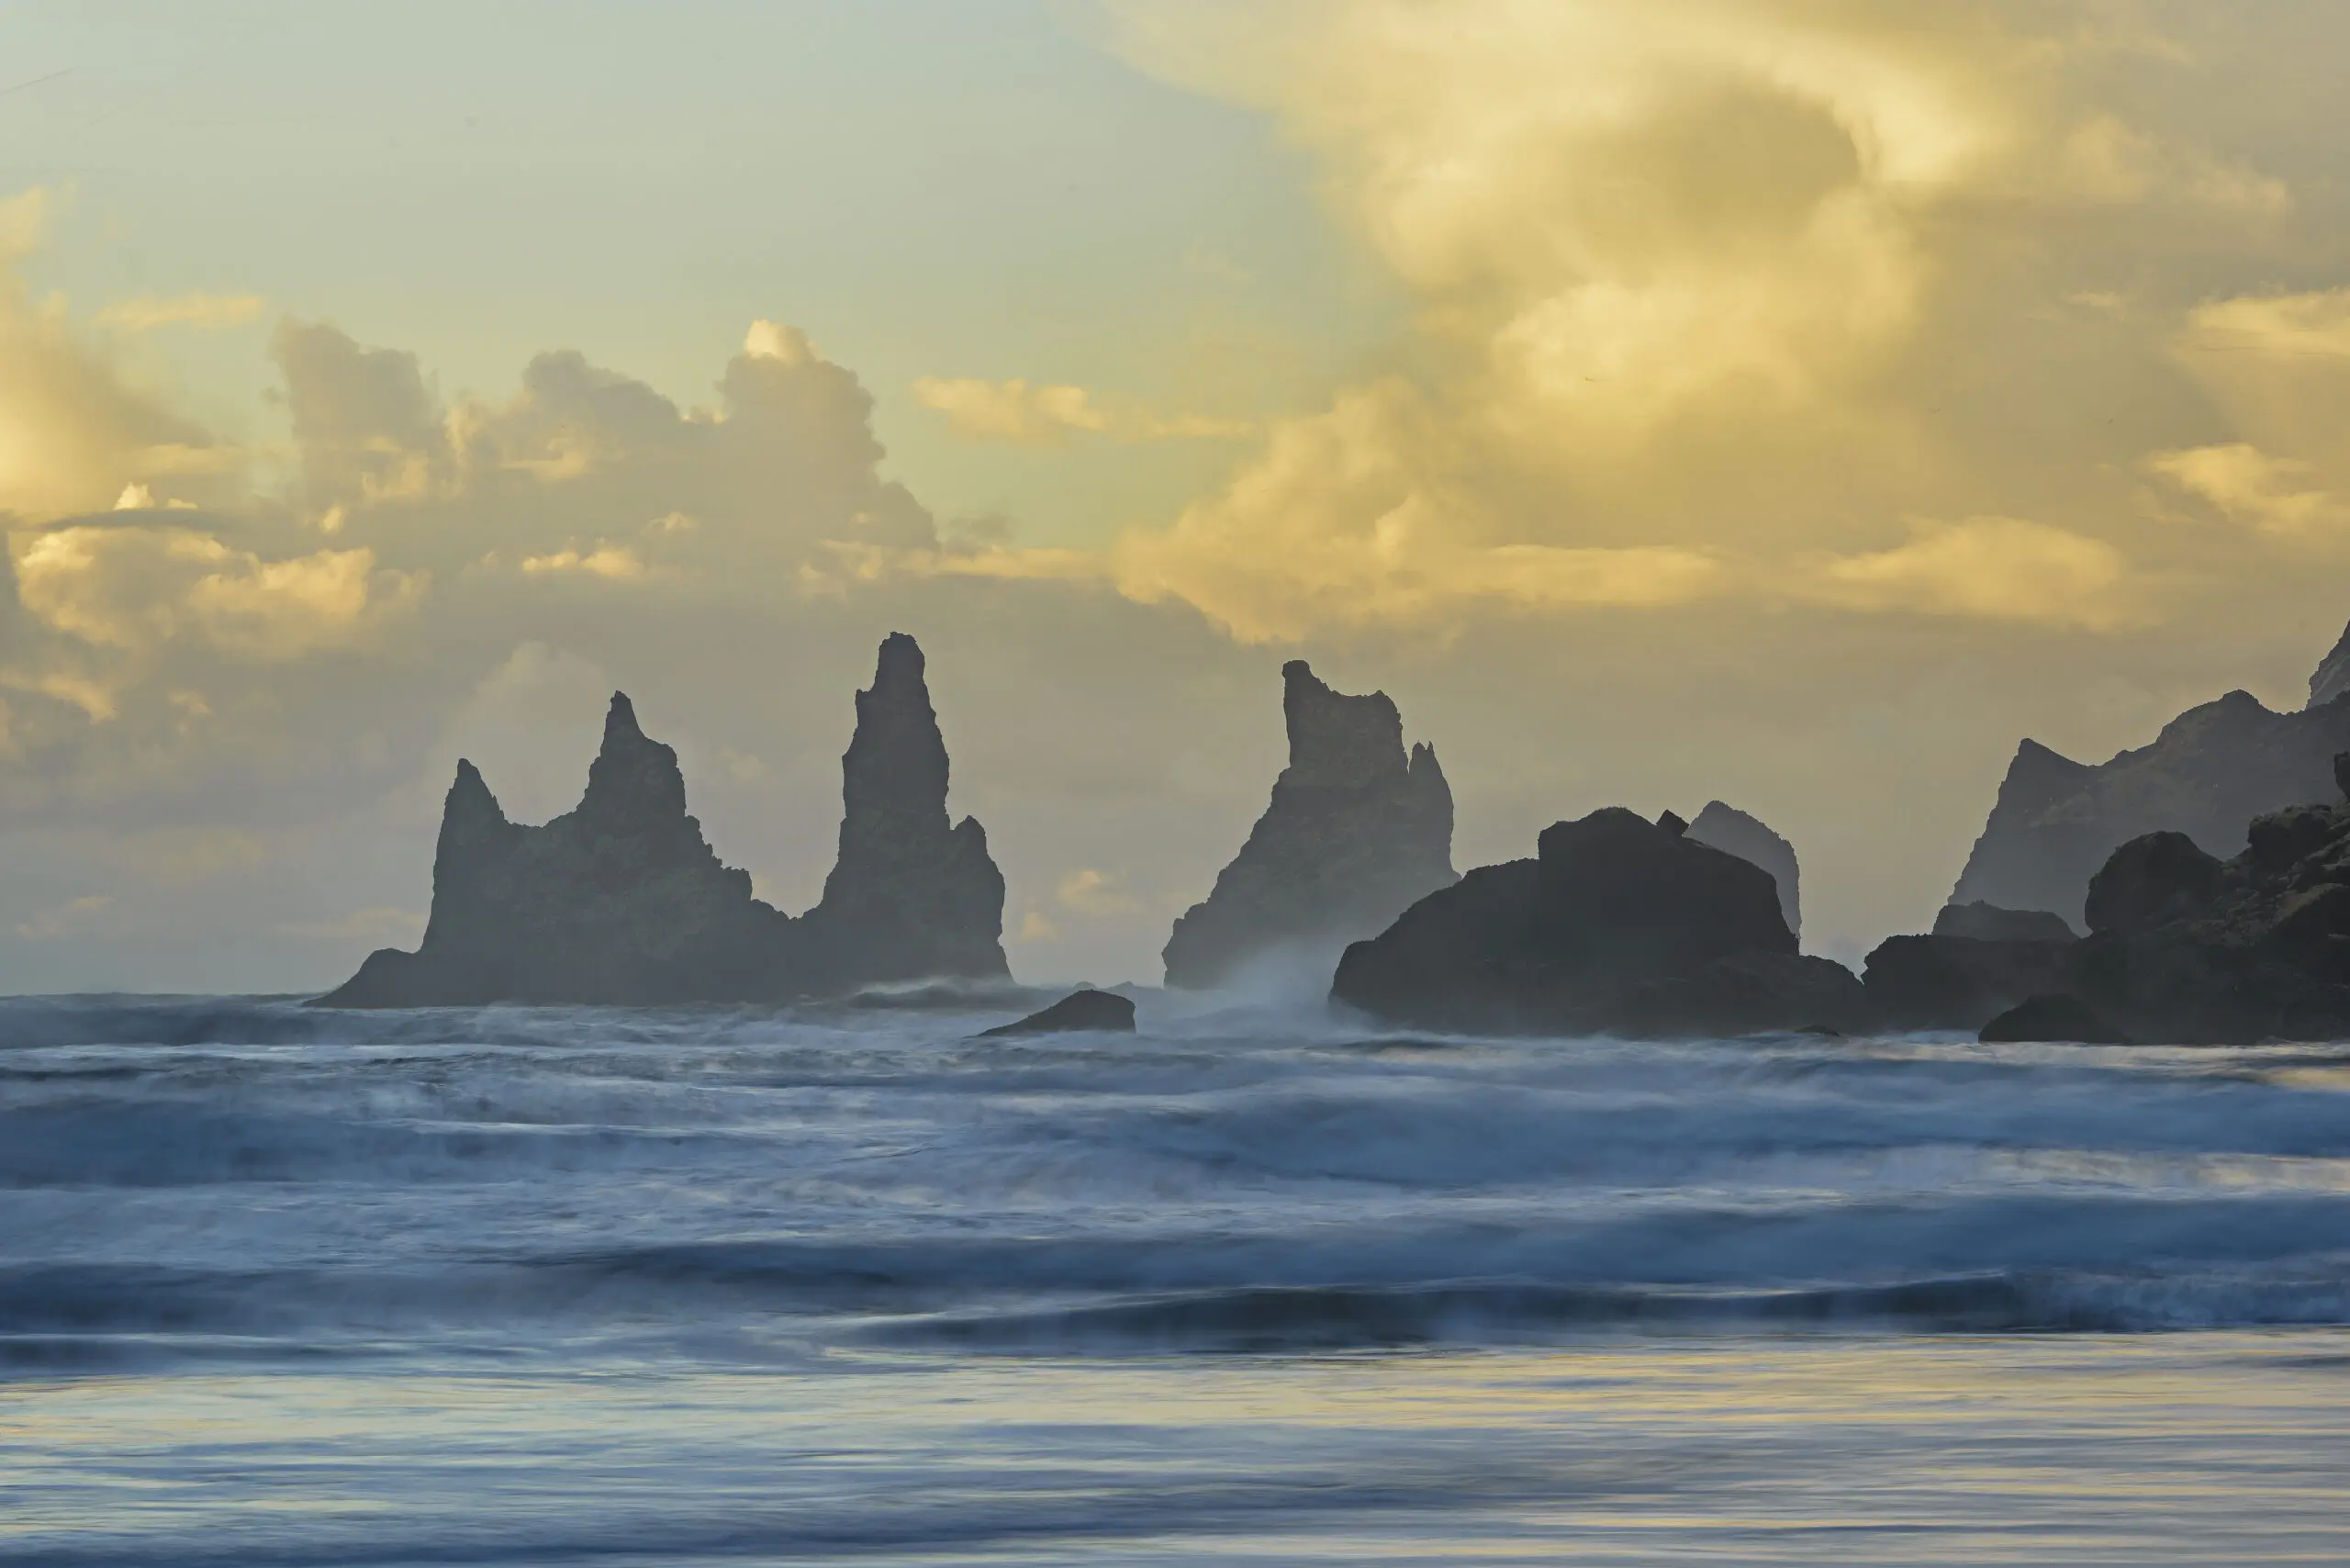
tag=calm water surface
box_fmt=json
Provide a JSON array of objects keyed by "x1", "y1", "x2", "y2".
[{"x1": 2, "y1": 993, "x2": 2346, "y2": 1564}]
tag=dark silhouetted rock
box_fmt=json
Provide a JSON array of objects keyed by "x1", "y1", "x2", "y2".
[
  {"x1": 1979, "y1": 993, "x2": 2132, "y2": 1045},
  {"x1": 800, "y1": 633, "x2": 1008, "y2": 985},
  {"x1": 2081, "y1": 831, "x2": 2225, "y2": 936},
  {"x1": 1861, "y1": 934, "x2": 2075, "y2": 1032},
  {"x1": 1686, "y1": 801, "x2": 1800, "y2": 941},
  {"x1": 1932, "y1": 902, "x2": 2078, "y2": 943},
  {"x1": 318, "y1": 694, "x2": 791, "y2": 1006},
  {"x1": 1330, "y1": 807, "x2": 1863, "y2": 1036},
  {"x1": 1163, "y1": 661, "x2": 1454, "y2": 989},
  {"x1": 2311, "y1": 619, "x2": 2350, "y2": 709},
  {"x1": 1951, "y1": 685, "x2": 2350, "y2": 927},
  {"x1": 979, "y1": 988, "x2": 1136, "y2": 1036},
  {"x1": 2036, "y1": 762, "x2": 2350, "y2": 1041},
  {"x1": 317, "y1": 633, "x2": 1008, "y2": 1007}
]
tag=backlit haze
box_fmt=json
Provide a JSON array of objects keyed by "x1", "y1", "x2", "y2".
[{"x1": 7, "y1": 0, "x2": 2350, "y2": 991}]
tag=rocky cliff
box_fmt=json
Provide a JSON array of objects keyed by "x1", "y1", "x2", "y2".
[
  {"x1": 316, "y1": 633, "x2": 1006, "y2": 1007},
  {"x1": 1162, "y1": 660, "x2": 1455, "y2": 988},
  {"x1": 1949, "y1": 688, "x2": 2350, "y2": 927},
  {"x1": 2004, "y1": 757, "x2": 2350, "y2": 1043},
  {"x1": 1686, "y1": 801, "x2": 1800, "y2": 941},
  {"x1": 799, "y1": 633, "x2": 1008, "y2": 985},
  {"x1": 318, "y1": 694, "x2": 791, "y2": 1006},
  {"x1": 1330, "y1": 808, "x2": 1863, "y2": 1037},
  {"x1": 2309, "y1": 616, "x2": 2350, "y2": 709}
]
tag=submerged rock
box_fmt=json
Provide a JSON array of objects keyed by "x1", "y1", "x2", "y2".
[
  {"x1": 1951, "y1": 682, "x2": 2350, "y2": 928},
  {"x1": 1979, "y1": 993, "x2": 2132, "y2": 1045},
  {"x1": 1329, "y1": 807, "x2": 1863, "y2": 1036},
  {"x1": 318, "y1": 695, "x2": 789, "y2": 1007},
  {"x1": 799, "y1": 633, "x2": 1008, "y2": 986},
  {"x1": 1686, "y1": 801, "x2": 1801, "y2": 941},
  {"x1": 1933, "y1": 902, "x2": 2079, "y2": 944},
  {"x1": 1163, "y1": 661, "x2": 1455, "y2": 989},
  {"x1": 316, "y1": 633, "x2": 1006, "y2": 1007},
  {"x1": 979, "y1": 987, "x2": 1136, "y2": 1037}
]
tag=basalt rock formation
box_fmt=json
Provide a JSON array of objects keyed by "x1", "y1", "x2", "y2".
[
  {"x1": 316, "y1": 633, "x2": 1006, "y2": 1007},
  {"x1": 1686, "y1": 801, "x2": 1800, "y2": 941},
  {"x1": 1933, "y1": 902, "x2": 2079, "y2": 943},
  {"x1": 1860, "y1": 932, "x2": 2075, "y2": 1032},
  {"x1": 1162, "y1": 661, "x2": 1455, "y2": 989},
  {"x1": 318, "y1": 694, "x2": 789, "y2": 1006},
  {"x1": 2310, "y1": 616, "x2": 2350, "y2": 710},
  {"x1": 798, "y1": 633, "x2": 1009, "y2": 986},
  {"x1": 979, "y1": 987, "x2": 1136, "y2": 1037},
  {"x1": 1329, "y1": 807, "x2": 1864, "y2": 1037},
  {"x1": 1951, "y1": 685, "x2": 2350, "y2": 929},
  {"x1": 2020, "y1": 763, "x2": 2350, "y2": 1043}
]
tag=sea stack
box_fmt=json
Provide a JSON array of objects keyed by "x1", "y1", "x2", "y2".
[
  {"x1": 315, "y1": 633, "x2": 1008, "y2": 1007},
  {"x1": 1950, "y1": 685, "x2": 2350, "y2": 927},
  {"x1": 1982, "y1": 758, "x2": 2350, "y2": 1043},
  {"x1": 317, "y1": 694, "x2": 789, "y2": 1006},
  {"x1": 1685, "y1": 801, "x2": 1800, "y2": 942},
  {"x1": 798, "y1": 633, "x2": 1009, "y2": 986},
  {"x1": 1330, "y1": 807, "x2": 1863, "y2": 1037},
  {"x1": 1162, "y1": 660, "x2": 1455, "y2": 989}
]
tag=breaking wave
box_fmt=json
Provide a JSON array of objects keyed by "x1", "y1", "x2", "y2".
[{"x1": 3, "y1": 992, "x2": 2348, "y2": 1366}]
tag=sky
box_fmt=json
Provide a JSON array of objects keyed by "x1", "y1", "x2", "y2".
[{"x1": 6, "y1": 0, "x2": 2350, "y2": 991}]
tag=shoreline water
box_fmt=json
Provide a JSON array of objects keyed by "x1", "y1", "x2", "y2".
[{"x1": 3, "y1": 993, "x2": 2346, "y2": 1562}]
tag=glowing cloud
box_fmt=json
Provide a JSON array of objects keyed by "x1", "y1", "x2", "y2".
[{"x1": 93, "y1": 293, "x2": 267, "y2": 333}]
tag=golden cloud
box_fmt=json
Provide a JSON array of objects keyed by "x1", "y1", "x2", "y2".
[
  {"x1": 1091, "y1": 1, "x2": 2307, "y2": 640},
  {"x1": 913, "y1": 375, "x2": 1248, "y2": 445},
  {"x1": 1807, "y1": 517, "x2": 2134, "y2": 629},
  {"x1": 93, "y1": 292, "x2": 268, "y2": 333},
  {"x1": 10, "y1": 523, "x2": 424, "y2": 662},
  {"x1": 2150, "y1": 445, "x2": 2350, "y2": 538},
  {"x1": 0, "y1": 190, "x2": 234, "y2": 521}
]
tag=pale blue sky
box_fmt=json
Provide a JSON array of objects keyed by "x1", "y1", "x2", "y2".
[{"x1": 1, "y1": 0, "x2": 1393, "y2": 542}]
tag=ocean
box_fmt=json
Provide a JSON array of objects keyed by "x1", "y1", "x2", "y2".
[{"x1": 2, "y1": 991, "x2": 2347, "y2": 1564}]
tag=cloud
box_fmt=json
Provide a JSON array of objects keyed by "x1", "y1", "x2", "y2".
[
  {"x1": 94, "y1": 293, "x2": 267, "y2": 333},
  {"x1": 0, "y1": 189, "x2": 234, "y2": 521},
  {"x1": 1808, "y1": 517, "x2": 2133, "y2": 628},
  {"x1": 2182, "y1": 288, "x2": 2350, "y2": 362},
  {"x1": 915, "y1": 377, "x2": 1109, "y2": 443},
  {"x1": 1056, "y1": 867, "x2": 1138, "y2": 914},
  {"x1": 1110, "y1": 380, "x2": 1722, "y2": 641},
  {"x1": 1091, "y1": 1, "x2": 2307, "y2": 639},
  {"x1": 9, "y1": 522, "x2": 424, "y2": 664},
  {"x1": 913, "y1": 375, "x2": 1248, "y2": 445},
  {"x1": 520, "y1": 544, "x2": 647, "y2": 580},
  {"x1": 2150, "y1": 445, "x2": 2350, "y2": 538},
  {"x1": 274, "y1": 320, "x2": 450, "y2": 505},
  {"x1": 15, "y1": 893, "x2": 110, "y2": 941}
]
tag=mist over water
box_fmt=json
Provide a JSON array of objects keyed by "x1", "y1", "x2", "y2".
[{"x1": 5, "y1": 992, "x2": 2349, "y2": 1562}]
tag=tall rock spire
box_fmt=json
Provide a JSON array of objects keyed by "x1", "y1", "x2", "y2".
[
  {"x1": 576, "y1": 692, "x2": 689, "y2": 831},
  {"x1": 1163, "y1": 660, "x2": 1456, "y2": 989},
  {"x1": 802, "y1": 633, "x2": 1008, "y2": 985}
]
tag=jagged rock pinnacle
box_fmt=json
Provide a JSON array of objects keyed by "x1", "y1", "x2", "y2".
[
  {"x1": 803, "y1": 633, "x2": 1008, "y2": 984},
  {"x1": 1163, "y1": 660, "x2": 1456, "y2": 989}
]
